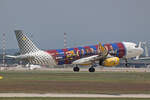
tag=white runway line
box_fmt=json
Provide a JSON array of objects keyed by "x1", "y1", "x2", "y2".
[{"x1": 0, "y1": 93, "x2": 150, "y2": 98}]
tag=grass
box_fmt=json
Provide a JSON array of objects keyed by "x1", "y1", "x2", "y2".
[
  {"x1": 0, "y1": 71, "x2": 150, "y2": 94},
  {"x1": 1, "y1": 71, "x2": 150, "y2": 82},
  {"x1": 0, "y1": 97, "x2": 150, "y2": 100}
]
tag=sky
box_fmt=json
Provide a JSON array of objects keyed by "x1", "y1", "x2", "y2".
[{"x1": 0, "y1": 0, "x2": 150, "y2": 50}]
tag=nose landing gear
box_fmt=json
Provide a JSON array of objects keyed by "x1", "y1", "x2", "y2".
[{"x1": 125, "y1": 59, "x2": 129, "y2": 67}]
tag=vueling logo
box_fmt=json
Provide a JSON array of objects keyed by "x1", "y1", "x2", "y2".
[{"x1": 22, "y1": 37, "x2": 27, "y2": 41}]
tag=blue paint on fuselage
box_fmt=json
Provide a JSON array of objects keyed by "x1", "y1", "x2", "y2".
[{"x1": 111, "y1": 43, "x2": 119, "y2": 56}]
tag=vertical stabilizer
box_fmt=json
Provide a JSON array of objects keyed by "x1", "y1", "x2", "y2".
[{"x1": 15, "y1": 30, "x2": 39, "y2": 54}]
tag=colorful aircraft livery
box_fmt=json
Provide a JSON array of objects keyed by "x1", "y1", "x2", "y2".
[
  {"x1": 46, "y1": 43, "x2": 126, "y2": 65},
  {"x1": 8, "y1": 30, "x2": 143, "y2": 72}
]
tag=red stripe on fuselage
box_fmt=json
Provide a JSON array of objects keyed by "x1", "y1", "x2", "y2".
[{"x1": 116, "y1": 43, "x2": 125, "y2": 58}]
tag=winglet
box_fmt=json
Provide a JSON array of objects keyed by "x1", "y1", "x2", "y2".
[
  {"x1": 98, "y1": 42, "x2": 108, "y2": 57},
  {"x1": 98, "y1": 42, "x2": 105, "y2": 52}
]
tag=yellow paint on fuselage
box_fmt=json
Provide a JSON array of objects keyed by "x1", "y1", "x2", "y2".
[{"x1": 79, "y1": 63, "x2": 91, "y2": 66}]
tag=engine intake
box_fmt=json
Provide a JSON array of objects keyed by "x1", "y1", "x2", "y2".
[{"x1": 100, "y1": 57, "x2": 120, "y2": 67}]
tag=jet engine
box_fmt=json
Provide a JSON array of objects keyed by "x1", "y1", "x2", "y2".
[{"x1": 99, "y1": 57, "x2": 120, "y2": 67}]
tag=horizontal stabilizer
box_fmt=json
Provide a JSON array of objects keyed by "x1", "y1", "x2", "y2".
[
  {"x1": 6, "y1": 55, "x2": 18, "y2": 59},
  {"x1": 6, "y1": 54, "x2": 35, "y2": 60}
]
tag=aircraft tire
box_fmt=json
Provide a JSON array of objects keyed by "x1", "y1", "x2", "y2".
[
  {"x1": 73, "y1": 67, "x2": 80, "y2": 72},
  {"x1": 89, "y1": 67, "x2": 95, "y2": 72}
]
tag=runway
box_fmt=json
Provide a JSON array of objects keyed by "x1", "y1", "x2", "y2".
[
  {"x1": 1, "y1": 66, "x2": 150, "y2": 72},
  {"x1": 0, "y1": 93, "x2": 150, "y2": 98}
]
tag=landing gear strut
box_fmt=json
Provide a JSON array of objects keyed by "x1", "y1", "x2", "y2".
[
  {"x1": 125, "y1": 59, "x2": 129, "y2": 67},
  {"x1": 73, "y1": 65, "x2": 80, "y2": 72},
  {"x1": 27, "y1": 63, "x2": 31, "y2": 70},
  {"x1": 89, "y1": 66, "x2": 95, "y2": 72},
  {"x1": 88, "y1": 62, "x2": 97, "y2": 72}
]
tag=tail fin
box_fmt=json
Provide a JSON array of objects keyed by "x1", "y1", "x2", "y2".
[{"x1": 15, "y1": 30, "x2": 39, "y2": 54}]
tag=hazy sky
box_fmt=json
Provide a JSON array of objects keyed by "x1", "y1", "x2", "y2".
[{"x1": 0, "y1": 0, "x2": 150, "y2": 49}]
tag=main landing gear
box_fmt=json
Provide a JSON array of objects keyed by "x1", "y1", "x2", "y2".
[
  {"x1": 73, "y1": 65, "x2": 80, "y2": 72},
  {"x1": 89, "y1": 63, "x2": 97, "y2": 72},
  {"x1": 73, "y1": 64, "x2": 96, "y2": 72},
  {"x1": 89, "y1": 66, "x2": 95, "y2": 72},
  {"x1": 125, "y1": 59, "x2": 129, "y2": 67}
]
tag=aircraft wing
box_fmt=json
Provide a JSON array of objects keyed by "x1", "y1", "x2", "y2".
[
  {"x1": 72, "y1": 55, "x2": 99, "y2": 65},
  {"x1": 72, "y1": 42, "x2": 108, "y2": 65}
]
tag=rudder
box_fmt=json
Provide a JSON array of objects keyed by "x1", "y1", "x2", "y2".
[{"x1": 15, "y1": 30, "x2": 39, "y2": 54}]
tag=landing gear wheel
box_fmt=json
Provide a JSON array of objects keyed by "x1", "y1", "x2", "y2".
[
  {"x1": 73, "y1": 67, "x2": 80, "y2": 72},
  {"x1": 89, "y1": 67, "x2": 95, "y2": 72},
  {"x1": 125, "y1": 63, "x2": 127, "y2": 67},
  {"x1": 125, "y1": 59, "x2": 129, "y2": 67}
]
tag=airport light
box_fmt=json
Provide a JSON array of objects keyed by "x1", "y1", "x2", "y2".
[
  {"x1": 2, "y1": 33, "x2": 6, "y2": 69},
  {"x1": 64, "y1": 32, "x2": 67, "y2": 49}
]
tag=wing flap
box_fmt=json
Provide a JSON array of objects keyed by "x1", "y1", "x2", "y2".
[{"x1": 72, "y1": 55, "x2": 99, "y2": 65}]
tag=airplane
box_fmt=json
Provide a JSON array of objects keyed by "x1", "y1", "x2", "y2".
[{"x1": 7, "y1": 30, "x2": 144, "y2": 72}]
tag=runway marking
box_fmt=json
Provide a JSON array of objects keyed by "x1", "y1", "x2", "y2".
[{"x1": 0, "y1": 93, "x2": 150, "y2": 98}]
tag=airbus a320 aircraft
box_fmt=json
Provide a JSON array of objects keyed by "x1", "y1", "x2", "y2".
[{"x1": 7, "y1": 30, "x2": 144, "y2": 72}]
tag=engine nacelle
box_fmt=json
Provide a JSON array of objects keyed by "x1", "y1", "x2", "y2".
[{"x1": 101, "y1": 57, "x2": 120, "y2": 67}]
